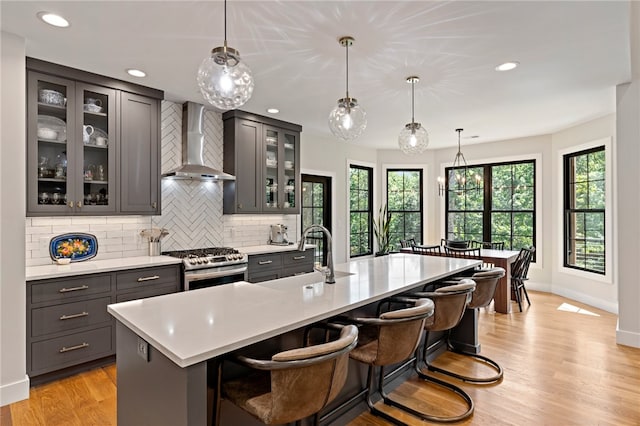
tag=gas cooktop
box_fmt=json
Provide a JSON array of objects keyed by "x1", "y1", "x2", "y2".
[{"x1": 163, "y1": 247, "x2": 247, "y2": 270}]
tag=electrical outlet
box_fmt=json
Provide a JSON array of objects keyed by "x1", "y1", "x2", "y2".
[{"x1": 137, "y1": 337, "x2": 149, "y2": 362}]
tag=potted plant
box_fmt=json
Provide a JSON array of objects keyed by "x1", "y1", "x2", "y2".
[{"x1": 373, "y1": 204, "x2": 391, "y2": 256}]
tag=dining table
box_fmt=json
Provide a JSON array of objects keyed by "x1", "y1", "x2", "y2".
[{"x1": 401, "y1": 245, "x2": 520, "y2": 314}]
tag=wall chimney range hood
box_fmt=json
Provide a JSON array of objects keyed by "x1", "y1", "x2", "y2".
[{"x1": 161, "y1": 102, "x2": 235, "y2": 181}]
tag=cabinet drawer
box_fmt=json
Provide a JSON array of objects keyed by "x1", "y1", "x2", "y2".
[
  {"x1": 282, "y1": 250, "x2": 314, "y2": 266},
  {"x1": 116, "y1": 265, "x2": 179, "y2": 293},
  {"x1": 116, "y1": 284, "x2": 178, "y2": 303},
  {"x1": 30, "y1": 326, "x2": 113, "y2": 374},
  {"x1": 30, "y1": 274, "x2": 112, "y2": 305},
  {"x1": 31, "y1": 296, "x2": 112, "y2": 338},
  {"x1": 248, "y1": 270, "x2": 281, "y2": 283},
  {"x1": 248, "y1": 253, "x2": 283, "y2": 271}
]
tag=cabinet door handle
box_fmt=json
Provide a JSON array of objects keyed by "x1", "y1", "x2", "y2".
[
  {"x1": 59, "y1": 342, "x2": 90, "y2": 353},
  {"x1": 237, "y1": 203, "x2": 243, "y2": 209},
  {"x1": 258, "y1": 260, "x2": 273, "y2": 265},
  {"x1": 68, "y1": 201, "x2": 74, "y2": 208},
  {"x1": 293, "y1": 256, "x2": 306, "y2": 260},
  {"x1": 59, "y1": 285, "x2": 89, "y2": 293},
  {"x1": 76, "y1": 201, "x2": 82, "y2": 208},
  {"x1": 137, "y1": 275, "x2": 160, "y2": 282},
  {"x1": 151, "y1": 202, "x2": 157, "y2": 209},
  {"x1": 59, "y1": 311, "x2": 89, "y2": 321}
]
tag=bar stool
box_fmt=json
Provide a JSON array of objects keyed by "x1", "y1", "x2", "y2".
[
  {"x1": 342, "y1": 298, "x2": 435, "y2": 425},
  {"x1": 211, "y1": 324, "x2": 358, "y2": 425},
  {"x1": 429, "y1": 268, "x2": 506, "y2": 383},
  {"x1": 405, "y1": 281, "x2": 477, "y2": 423}
]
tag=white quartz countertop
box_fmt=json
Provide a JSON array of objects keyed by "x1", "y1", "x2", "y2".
[
  {"x1": 108, "y1": 253, "x2": 480, "y2": 368},
  {"x1": 241, "y1": 244, "x2": 315, "y2": 255},
  {"x1": 26, "y1": 256, "x2": 182, "y2": 281}
]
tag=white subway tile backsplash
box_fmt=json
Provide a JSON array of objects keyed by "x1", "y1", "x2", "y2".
[
  {"x1": 71, "y1": 217, "x2": 107, "y2": 225},
  {"x1": 31, "y1": 217, "x2": 72, "y2": 226}
]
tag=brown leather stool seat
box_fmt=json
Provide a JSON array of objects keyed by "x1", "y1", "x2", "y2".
[
  {"x1": 429, "y1": 268, "x2": 506, "y2": 383},
  {"x1": 212, "y1": 324, "x2": 358, "y2": 425},
  {"x1": 344, "y1": 298, "x2": 435, "y2": 426}
]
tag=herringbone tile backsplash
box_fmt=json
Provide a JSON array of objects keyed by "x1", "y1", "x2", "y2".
[{"x1": 26, "y1": 100, "x2": 297, "y2": 265}]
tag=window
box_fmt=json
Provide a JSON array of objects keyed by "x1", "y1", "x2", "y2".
[
  {"x1": 302, "y1": 174, "x2": 331, "y2": 266},
  {"x1": 349, "y1": 165, "x2": 373, "y2": 257},
  {"x1": 563, "y1": 147, "x2": 605, "y2": 274},
  {"x1": 446, "y1": 160, "x2": 535, "y2": 254},
  {"x1": 387, "y1": 169, "x2": 423, "y2": 250}
]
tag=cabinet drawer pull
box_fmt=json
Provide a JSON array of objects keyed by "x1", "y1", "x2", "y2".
[
  {"x1": 258, "y1": 260, "x2": 273, "y2": 265},
  {"x1": 59, "y1": 342, "x2": 90, "y2": 353},
  {"x1": 59, "y1": 311, "x2": 89, "y2": 321},
  {"x1": 137, "y1": 275, "x2": 160, "y2": 282},
  {"x1": 293, "y1": 256, "x2": 306, "y2": 260},
  {"x1": 59, "y1": 285, "x2": 89, "y2": 293}
]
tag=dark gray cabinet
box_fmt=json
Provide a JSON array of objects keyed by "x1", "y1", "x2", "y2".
[
  {"x1": 27, "y1": 264, "x2": 179, "y2": 384},
  {"x1": 26, "y1": 58, "x2": 162, "y2": 216},
  {"x1": 223, "y1": 110, "x2": 302, "y2": 214},
  {"x1": 247, "y1": 248, "x2": 314, "y2": 283},
  {"x1": 119, "y1": 92, "x2": 160, "y2": 214}
]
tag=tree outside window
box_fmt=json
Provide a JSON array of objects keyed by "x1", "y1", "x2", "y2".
[
  {"x1": 387, "y1": 169, "x2": 423, "y2": 251},
  {"x1": 349, "y1": 165, "x2": 372, "y2": 257},
  {"x1": 446, "y1": 160, "x2": 535, "y2": 256},
  {"x1": 564, "y1": 147, "x2": 605, "y2": 274}
]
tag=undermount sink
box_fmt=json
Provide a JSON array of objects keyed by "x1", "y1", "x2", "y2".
[{"x1": 333, "y1": 270, "x2": 355, "y2": 278}]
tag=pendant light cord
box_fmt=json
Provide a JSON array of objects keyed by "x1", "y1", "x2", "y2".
[
  {"x1": 345, "y1": 41, "x2": 350, "y2": 98},
  {"x1": 223, "y1": 0, "x2": 227, "y2": 47},
  {"x1": 411, "y1": 80, "x2": 415, "y2": 125}
]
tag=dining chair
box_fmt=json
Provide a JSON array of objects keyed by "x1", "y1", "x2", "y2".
[
  {"x1": 470, "y1": 240, "x2": 505, "y2": 250},
  {"x1": 212, "y1": 324, "x2": 358, "y2": 425},
  {"x1": 511, "y1": 246, "x2": 535, "y2": 312},
  {"x1": 441, "y1": 239, "x2": 470, "y2": 249},
  {"x1": 444, "y1": 246, "x2": 481, "y2": 259},
  {"x1": 399, "y1": 238, "x2": 416, "y2": 248},
  {"x1": 412, "y1": 244, "x2": 442, "y2": 255}
]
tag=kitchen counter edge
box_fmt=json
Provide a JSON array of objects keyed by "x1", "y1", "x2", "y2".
[{"x1": 26, "y1": 256, "x2": 182, "y2": 281}]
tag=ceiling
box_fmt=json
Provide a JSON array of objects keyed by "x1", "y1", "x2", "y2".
[{"x1": 0, "y1": 1, "x2": 631, "y2": 149}]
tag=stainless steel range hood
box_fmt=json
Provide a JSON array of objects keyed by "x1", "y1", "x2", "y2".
[{"x1": 161, "y1": 102, "x2": 235, "y2": 181}]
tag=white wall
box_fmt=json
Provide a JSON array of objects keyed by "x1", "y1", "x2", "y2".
[
  {"x1": 1, "y1": 31, "x2": 29, "y2": 406},
  {"x1": 615, "y1": 0, "x2": 640, "y2": 348},
  {"x1": 551, "y1": 115, "x2": 617, "y2": 313},
  {"x1": 299, "y1": 130, "x2": 378, "y2": 263}
]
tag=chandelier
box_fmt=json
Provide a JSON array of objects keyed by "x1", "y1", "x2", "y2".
[
  {"x1": 196, "y1": 0, "x2": 254, "y2": 111},
  {"x1": 328, "y1": 36, "x2": 367, "y2": 141},
  {"x1": 398, "y1": 76, "x2": 429, "y2": 154},
  {"x1": 438, "y1": 128, "x2": 481, "y2": 196}
]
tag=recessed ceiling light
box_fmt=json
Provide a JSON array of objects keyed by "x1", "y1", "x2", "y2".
[
  {"x1": 495, "y1": 61, "x2": 519, "y2": 72},
  {"x1": 126, "y1": 69, "x2": 147, "y2": 78},
  {"x1": 266, "y1": 108, "x2": 279, "y2": 114},
  {"x1": 37, "y1": 12, "x2": 69, "y2": 28}
]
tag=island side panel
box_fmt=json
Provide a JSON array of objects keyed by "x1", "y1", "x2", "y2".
[{"x1": 116, "y1": 321, "x2": 207, "y2": 426}]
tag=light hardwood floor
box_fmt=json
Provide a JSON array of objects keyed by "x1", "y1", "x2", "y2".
[{"x1": 4, "y1": 291, "x2": 640, "y2": 425}]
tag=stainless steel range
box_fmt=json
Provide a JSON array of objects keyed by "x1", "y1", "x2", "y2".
[{"x1": 163, "y1": 247, "x2": 248, "y2": 291}]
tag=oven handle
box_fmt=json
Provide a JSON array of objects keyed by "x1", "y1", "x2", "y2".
[{"x1": 185, "y1": 265, "x2": 248, "y2": 282}]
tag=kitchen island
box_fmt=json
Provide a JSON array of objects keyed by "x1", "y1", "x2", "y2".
[{"x1": 108, "y1": 253, "x2": 480, "y2": 425}]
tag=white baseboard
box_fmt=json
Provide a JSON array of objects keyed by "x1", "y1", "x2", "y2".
[
  {"x1": 0, "y1": 375, "x2": 30, "y2": 407},
  {"x1": 527, "y1": 281, "x2": 618, "y2": 314},
  {"x1": 616, "y1": 322, "x2": 640, "y2": 348}
]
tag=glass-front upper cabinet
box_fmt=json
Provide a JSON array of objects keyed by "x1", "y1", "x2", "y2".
[
  {"x1": 264, "y1": 127, "x2": 280, "y2": 211},
  {"x1": 263, "y1": 125, "x2": 299, "y2": 213},
  {"x1": 27, "y1": 71, "x2": 116, "y2": 215}
]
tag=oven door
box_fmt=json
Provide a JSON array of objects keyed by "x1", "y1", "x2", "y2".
[{"x1": 183, "y1": 264, "x2": 248, "y2": 291}]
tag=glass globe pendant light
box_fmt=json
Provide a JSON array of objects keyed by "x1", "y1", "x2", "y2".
[
  {"x1": 196, "y1": 0, "x2": 254, "y2": 111},
  {"x1": 398, "y1": 76, "x2": 429, "y2": 154},
  {"x1": 328, "y1": 36, "x2": 367, "y2": 141}
]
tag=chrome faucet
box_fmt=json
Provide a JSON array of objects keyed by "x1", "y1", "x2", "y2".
[{"x1": 298, "y1": 224, "x2": 335, "y2": 284}]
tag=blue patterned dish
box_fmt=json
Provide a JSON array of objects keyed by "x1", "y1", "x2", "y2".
[{"x1": 49, "y1": 233, "x2": 98, "y2": 262}]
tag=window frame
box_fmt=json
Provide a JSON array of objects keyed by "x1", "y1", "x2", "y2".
[
  {"x1": 386, "y1": 168, "x2": 424, "y2": 249},
  {"x1": 349, "y1": 164, "x2": 373, "y2": 258},
  {"x1": 445, "y1": 159, "x2": 536, "y2": 258},
  {"x1": 563, "y1": 146, "x2": 606, "y2": 275}
]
